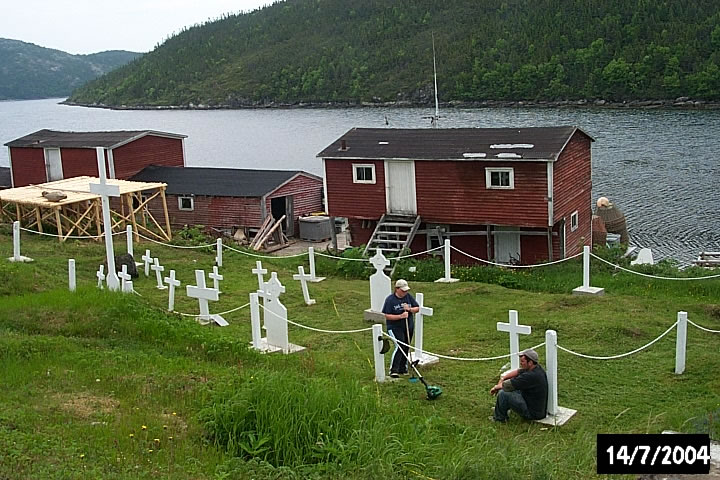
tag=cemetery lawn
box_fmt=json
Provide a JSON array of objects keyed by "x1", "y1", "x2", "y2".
[{"x1": 0, "y1": 229, "x2": 718, "y2": 479}]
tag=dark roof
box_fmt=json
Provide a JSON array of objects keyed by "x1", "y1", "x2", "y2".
[
  {"x1": 316, "y1": 126, "x2": 594, "y2": 161},
  {"x1": 4, "y1": 129, "x2": 186, "y2": 148},
  {"x1": 0, "y1": 167, "x2": 10, "y2": 188},
  {"x1": 130, "y1": 165, "x2": 321, "y2": 197}
]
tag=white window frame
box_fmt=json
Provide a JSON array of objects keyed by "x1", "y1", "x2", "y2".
[
  {"x1": 178, "y1": 195, "x2": 194, "y2": 211},
  {"x1": 485, "y1": 167, "x2": 515, "y2": 189},
  {"x1": 352, "y1": 163, "x2": 376, "y2": 184},
  {"x1": 570, "y1": 210, "x2": 579, "y2": 232}
]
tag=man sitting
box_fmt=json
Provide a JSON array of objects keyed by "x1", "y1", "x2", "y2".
[{"x1": 489, "y1": 348, "x2": 548, "y2": 423}]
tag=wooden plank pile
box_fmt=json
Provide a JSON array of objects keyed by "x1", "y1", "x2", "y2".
[
  {"x1": 694, "y1": 251, "x2": 720, "y2": 268},
  {"x1": 249, "y1": 215, "x2": 289, "y2": 252}
]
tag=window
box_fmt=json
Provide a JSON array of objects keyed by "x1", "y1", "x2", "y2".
[
  {"x1": 570, "y1": 210, "x2": 579, "y2": 232},
  {"x1": 485, "y1": 168, "x2": 514, "y2": 189},
  {"x1": 353, "y1": 164, "x2": 375, "y2": 184},
  {"x1": 178, "y1": 195, "x2": 194, "y2": 211}
]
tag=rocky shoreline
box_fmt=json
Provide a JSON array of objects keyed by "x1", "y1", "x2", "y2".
[{"x1": 61, "y1": 97, "x2": 720, "y2": 111}]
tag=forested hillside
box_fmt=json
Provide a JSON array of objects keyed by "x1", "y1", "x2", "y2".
[
  {"x1": 0, "y1": 38, "x2": 140, "y2": 100},
  {"x1": 68, "y1": 0, "x2": 720, "y2": 107}
]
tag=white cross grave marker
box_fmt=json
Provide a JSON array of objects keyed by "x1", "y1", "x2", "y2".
[
  {"x1": 89, "y1": 147, "x2": 120, "y2": 291},
  {"x1": 364, "y1": 249, "x2": 391, "y2": 322},
  {"x1": 307, "y1": 246, "x2": 325, "y2": 282},
  {"x1": 413, "y1": 292, "x2": 437, "y2": 365},
  {"x1": 118, "y1": 264, "x2": 133, "y2": 294},
  {"x1": 141, "y1": 249, "x2": 153, "y2": 277},
  {"x1": 209, "y1": 265, "x2": 223, "y2": 293},
  {"x1": 163, "y1": 269, "x2": 181, "y2": 311},
  {"x1": 497, "y1": 309, "x2": 532, "y2": 370},
  {"x1": 252, "y1": 260, "x2": 267, "y2": 292},
  {"x1": 186, "y1": 269, "x2": 227, "y2": 327},
  {"x1": 151, "y1": 257, "x2": 167, "y2": 290},
  {"x1": 259, "y1": 272, "x2": 289, "y2": 351},
  {"x1": 293, "y1": 265, "x2": 316, "y2": 305},
  {"x1": 96, "y1": 264, "x2": 105, "y2": 289}
]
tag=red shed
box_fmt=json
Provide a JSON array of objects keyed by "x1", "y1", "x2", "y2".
[
  {"x1": 4, "y1": 129, "x2": 186, "y2": 188},
  {"x1": 131, "y1": 165, "x2": 323, "y2": 237},
  {"x1": 317, "y1": 126, "x2": 594, "y2": 265}
]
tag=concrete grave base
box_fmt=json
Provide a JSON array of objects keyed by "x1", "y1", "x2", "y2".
[
  {"x1": 8, "y1": 256, "x2": 33, "y2": 263},
  {"x1": 413, "y1": 352, "x2": 439, "y2": 366},
  {"x1": 536, "y1": 406, "x2": 577, "y2": 426},
  {"x1": 572, "y1": 286, "x2": 605, "y2": 296},
  {"x1": 434, "y1": 277, "x2": 460, "y2": 283},
  {"x1": 254, "y1": 338, "x2": 306, "y2": 354},
  {"x1": 364, "y1": 309, "x2": 386, "y2": 323},
  {"x1": 308, "y1": 276, "x2": 326, "y2": 283}
]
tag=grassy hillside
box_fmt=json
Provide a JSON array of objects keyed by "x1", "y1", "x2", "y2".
[
  {"x1": 0, "y1": 226, "x2": 718, "y2": 478},
  {"x1": 0, "y1": 38, "x2": 140, "y2": 100},
  {"x1": 68, "y1": 0, "x2": 720, "y2": 107}
]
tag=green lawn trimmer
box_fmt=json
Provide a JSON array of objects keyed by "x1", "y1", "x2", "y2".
[{"x1": 387, "y1": 335, "x2": 443, "y2": 401}]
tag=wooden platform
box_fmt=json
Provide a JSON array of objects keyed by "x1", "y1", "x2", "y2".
[
  {"x1": 0, "y1": 176, "x2": 172, "y2": 242},
  {"x1": 695, "y1": 252, "x2": 720, "y2": 268}
]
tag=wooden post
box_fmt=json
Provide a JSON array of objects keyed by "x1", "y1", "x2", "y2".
[
  {"x1": 160, "y1": 187, "x2": 172, "y2": 241},
  {"x1": 94, "y1": 200, "x2": 102, "y2": 237},
  {"x1": 15, "y1": 203, "x2": 21, "y2": 224},
  {"x1": 35, "y1": 207, "x2": 43, "y2": 233},
  {"x1": 54, "y1": 207, "x2": 63, "y2": 241},
  {"x1": 126, "y1": 193, "x2": 139, "y2": 244}
]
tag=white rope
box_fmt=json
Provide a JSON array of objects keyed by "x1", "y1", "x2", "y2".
[
  {"x1": 135, "y1": 231, "x2": 216, "y2": 249},
  {"x1": 177, "y1": 302, "x2": 251, "y2": 317},
  {"x1": 389, "y1": 245, "x2": 445, "y2": 261},
  {"x1": 384, "y1": 333, "x2": 547, "y2": 362},
  {"x1": 688, "y1": 319, "x2": 720, "y2": 333},
  {"x1": 451, "y1": 245, "x2": 583, "y2": 268},
  {"x1": 222, "y1": 243, "x2": 309, "y2": 259},
  {"x1": 314, "y1": 251, "x2": 367, "y2": 261},
  {"x1": 314, "y1": 245, "x2": 445, "y2": 262},
  {"x1": 590, "y1": 253, "x2": 720, "y2": 280},
  {"x1": 557, "y1": 320, "x2": 678, "y2": 360},
  {"x1": 258, "y1": 303, "x2": 374, "y2": 334},
  {"x1": 18, "y1": 226, "x2": 125, "y2": 239}
]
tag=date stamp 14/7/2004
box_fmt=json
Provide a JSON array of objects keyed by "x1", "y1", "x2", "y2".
[{"x1": 597, "y1": 434, "x2": 712, "y2": 475}]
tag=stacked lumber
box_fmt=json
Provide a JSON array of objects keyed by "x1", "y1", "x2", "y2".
[
  {"x1": 250, "y1": 215, "x2": 288, "y2": 251},
  {"x1": 694, "y1": 252, "x2": 720, "y2": 268}
]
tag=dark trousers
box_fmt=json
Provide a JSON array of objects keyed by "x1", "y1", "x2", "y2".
[
  {"x1": 387, "y1": 319, "x2": 414, "y2": 374},
  {"x1": 494, "y1": 390, "x2": 533, "y2": 422}
]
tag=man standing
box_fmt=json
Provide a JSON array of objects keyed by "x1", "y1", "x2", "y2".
[
  {"x1": 490, "y1": 348, "x2": 548, "y2": 422},
  {"x1": 382, "y1": 279, "x2": 420, "y2": 378}
]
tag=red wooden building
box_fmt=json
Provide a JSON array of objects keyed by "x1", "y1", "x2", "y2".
[
  {"x1": 317, "y1": 126, "x2": 594, "y2": 265},
  {"x1": 131, "y1": 165, "x2": 323, "y2": 236},
  {"x1": 4, "y1": 129, "x2": 186, "y2": 188}
]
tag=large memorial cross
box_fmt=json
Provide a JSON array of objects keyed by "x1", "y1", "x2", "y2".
[
  {"x1": 89, "y1": 147, "x2": 120, "y2": 291},
  {"x1": 497, "y1": 309, "x2": 532, "y2": 370}
]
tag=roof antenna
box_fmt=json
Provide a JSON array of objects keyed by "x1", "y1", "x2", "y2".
[{"x1": 423, "y1": 32, "x2": 441, "y2": 128}]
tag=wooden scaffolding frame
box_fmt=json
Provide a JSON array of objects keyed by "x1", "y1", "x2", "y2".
[{"x1": 0, "y1": 176, "x2": 172, "y2": 242}]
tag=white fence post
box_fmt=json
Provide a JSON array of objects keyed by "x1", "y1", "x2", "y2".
[
  {"x1": 435, "y1": 238, "x2": 458, "y2": 283},
  {"x1": 675, "y1": 311, "x2": 687, "y2": 375},
  {"x1": 372, "y1": 323, "x2": 386, "y2": 383},
  {"x1": 126, "y1": 225, "x2": 134, "y2": 257},
  {"x1": 250, "y1": 292, "x2": 262, "y2": 350},
  {"x1": 545, "y1": 329, "x2": 558, "y2": 416},
  {"x1": 572, "y1": 246, "x2": 604, "y2": 295},
  {"x1": 307, "y1": 246, "x2": 325, "y2": 282},
  {"x1": 68, "y1": 259, "x2": 76, "y2": 292},
  {"x1": 9, "y1": 221, "x2": 32, "y2": 263},
  {"x1": 215, "y1": 238, "x2": 223, "y2": 267}
]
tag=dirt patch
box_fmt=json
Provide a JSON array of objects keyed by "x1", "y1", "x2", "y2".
[
  {"x1": 55, "y1": 392, "x2": 118, "y2": 419},
  {"x1": 703, "y1": 304, "x2": 720, "y2": 320}
]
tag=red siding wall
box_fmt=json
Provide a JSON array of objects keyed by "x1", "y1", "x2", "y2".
[
  {"x1": 415, "y1": 160, "x2": 549, "y2": 226},
  {"x1": 10, "y1": 147, "x2": 46, "y2": 186},
  {"x1": 147, "y1": 195, "x2": 263, "y2": 229},
  {"x1": 325, "y1": 159, "x2": 386, "y2": 218},
  {"x1": 112, "y1": 135, "x2": 184, "y2": 180},
  {"x1": 553, "y1": 132, "x2": 593, "y2": 256},
  {"x1": 60, "y1": 148, "x2": 100, "y2": 179},
  {"x1": 265, "y1": 174, "x2": 324, "y2": 234}
]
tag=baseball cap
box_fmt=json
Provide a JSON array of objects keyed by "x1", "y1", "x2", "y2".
[
  {"x1": 395, "y1": 279, "x2": 410, "y2": 291},
  {"x1": 520, "y1": 349, "x2": 539, "y2": 363}
]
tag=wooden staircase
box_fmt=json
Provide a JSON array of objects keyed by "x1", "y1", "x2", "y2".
[{"x1": 364, "y1": 214, "x2": 421, "y2": 276}]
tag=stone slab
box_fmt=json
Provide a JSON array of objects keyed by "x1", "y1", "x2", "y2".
[
  {"x1": 413, "y1": 352, "x2": 439, "y2": 366},
  {"x1": 536, "y1": 406, "x2": 577, "y2": 426},
  {"x1": 8, "y1": 256, "x2": 33, "y2": 263},
  {"x1": 364, "y1": 309, "x2": 386, "y2": 323},
  {"x1": 253, "y1": 338, "x2": 306, "y2": 354},
  {"x1": 308, "y1": 276, "x2": 326, "y2": 283},
  {"x1": 434, "y1": 277, "x2": 460, "y2": 283},
  {"x1": 572, "y1": 286, "x2": 605, "y2": 296}
]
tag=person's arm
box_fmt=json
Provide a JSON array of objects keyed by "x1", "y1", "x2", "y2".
[
  {"x1": 489, "y1": 369, "x2": 520, "y2": 395},
  {"x1": 384, "y1": 310, "x2": 409, "y2": 321},
  {"x1": 403, "y1": 295, "x2": 420, "y2": 314}
]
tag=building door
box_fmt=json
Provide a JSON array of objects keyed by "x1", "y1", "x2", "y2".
[
  {"x1": 385, "y1": 160, "x2": 416, "y2": 215},
  {"x1": 44, "y1": 148, "x2": 63, "y2": 182},
  {"x1": 271, "y1": 195, "x2": 294, "y2": 236},
  {"x1": 494, "y1": 227, "x2": 521, "y2": 264}
]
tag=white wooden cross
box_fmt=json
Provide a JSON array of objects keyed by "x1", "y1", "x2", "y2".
[
  {"x1": 118, "y1": 264, "x2": 133, "y2": 294},
  {"x1": 413, "y1": 292, "x2": 437, "y2": 365},
  {"x1": 96, "y1": 264, "x2": 105, "y2": 289},
  {"x1": 252, "y1": 260, "x2": 267, "y2": 293},
  {"x1": 89, "y1": 147, "x2": 120, "y2": 291},
  {"x1": 209, "y1": 265, "x2": 223, "y2": 293},
  {"x1": 151, "y1": 257, "x2": 167, "y2": 290},
  {"x1": 369, "y1": 248, "x2": 391, "y2": 312},
  {"x1": 292, "y1": 265, "x2": 316, "y2": 305},
  {"x1": 141, "y1": 249, "x2": 153, "y2": 277},
  {"x1": 186, "y1": 269, "x2": 227, "y2": 327},
  {"x1": 259, "y1": 272, "x2": 288, "y2": 350},
  {"x1": 163, "y1": 269, "x2": 181, "y2": 311},
  {"x1": 497, "y1": 309, "x2": 532, "y2": 370}
]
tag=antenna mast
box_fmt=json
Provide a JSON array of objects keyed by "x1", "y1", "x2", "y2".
[{"x1": 432, "y1": 32, "x2": 440, "y2": 127}]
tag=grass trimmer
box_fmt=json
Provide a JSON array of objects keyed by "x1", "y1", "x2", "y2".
[{"x1": 391, "y1": 332, "x2": 443, "y2": 401}]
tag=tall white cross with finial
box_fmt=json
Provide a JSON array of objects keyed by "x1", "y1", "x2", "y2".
[
  {"x1": 89, "y1": 147, "x2": 120, "y2": 291},
  {"x1": 186, "y1": 269, "x2": 227, "y2": 326},
  {"x1": 151, "y1": 257, "x2": 167, "y2": 289},
  {"x1": 369, "y1": 248, "x2": 391, "y2": 312},
  {"x1": 497, "y1": 310, "x2": 532, "y2": 370},
  {"x1": 163, "y1": 269, "x2": 181, "y2": 311}
]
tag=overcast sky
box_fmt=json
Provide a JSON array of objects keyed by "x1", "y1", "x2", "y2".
[{"x1": 1, "y1": 0, "x2": 273, "y2": 55}]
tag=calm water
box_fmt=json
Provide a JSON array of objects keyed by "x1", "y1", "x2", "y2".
[{"x1": 1, "y1": 98, "x2": 718, "y2": 264}]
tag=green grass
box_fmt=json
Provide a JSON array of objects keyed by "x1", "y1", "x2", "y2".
[{"x1": 0, "y1": 227, "x2": 718, "y2": 479}]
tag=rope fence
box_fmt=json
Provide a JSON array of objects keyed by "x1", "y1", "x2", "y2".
[
  {"x1": 590, "y1": 252, "x2": 720, "y2": 281},
  {"x1": 688, "y1": 319, "x2": 720, "y2": 334},
  {"x1": 451, "y1": 245, "x2": 583, "y2": 268},
  {"x1": 258, "y1": 303, "x2": 374, "y2": 334},
  {"x1": 19, "y1": 226, "x2": 126, "y2": 239}
]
